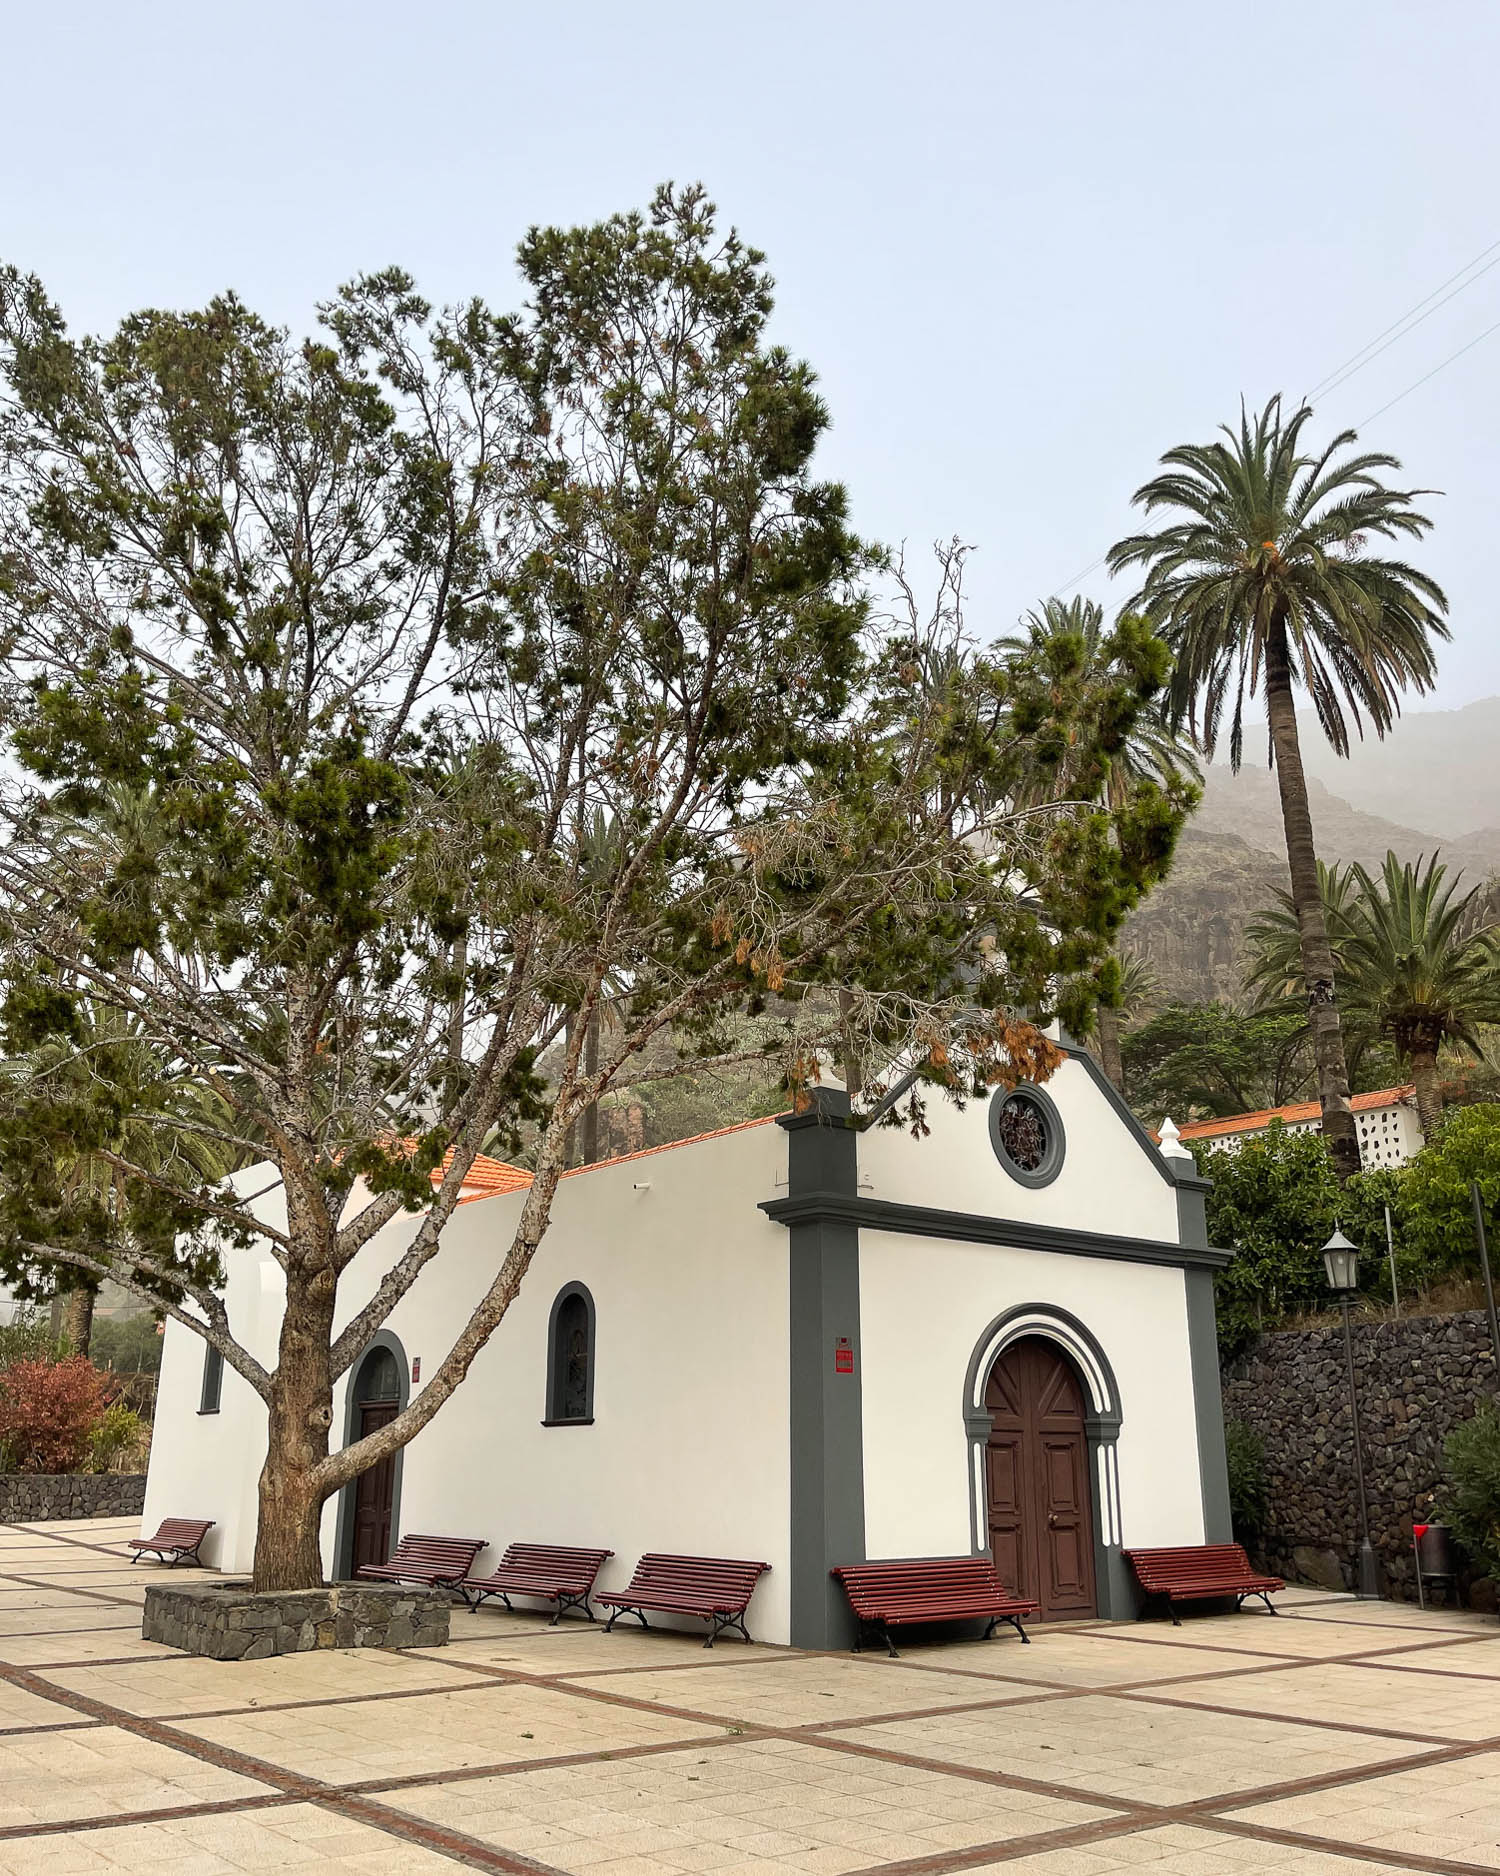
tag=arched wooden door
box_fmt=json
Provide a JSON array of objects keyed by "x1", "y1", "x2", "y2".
[
  {"x1": 349, "y1": 1347, "x2": 401, "y2": 1575},
  {"x1": 985, "y1": 1336, "x2": 1096, "y2": 1619}
]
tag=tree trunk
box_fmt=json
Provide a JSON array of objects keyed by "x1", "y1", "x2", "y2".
[
  {"x1": 64, "y1": 1287, "x2": 95, "y2": 1358},
  {"x1": 1408, "y1": 1048, "x2": 1442, "y2": 1139},
  {"x1": 1097, "y1": 1004, "x2": 1124, "y2": 1093},
  {"x1": 251, "y1": 1260, "x2": 337, "y2": 1592},
  {"x1": 579, "y1": 1011, "x2": 601, "y2": 1165},
  {"x1": 1264, "y1": 620, "x2": 1361, "y2": 1182}
]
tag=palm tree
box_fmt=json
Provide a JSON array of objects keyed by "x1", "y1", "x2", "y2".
[
  {"x1": 1248, "y1": 853, "x2": 1500, "y2": 1136},
  {"x1": 1001, "y1": 597, "x2": 1203, "y2": 808},
  {"x1": 1002, "y1": 598, "x2": 1191, "y2": 1091},
  {"x1": 1098, "y1": 950, "x2": 1157, "y2": 1094},
  {"x1": 0, "y1": 1002, "x2": 238, "y2": 1353},
  {"x1": 1109, "y1": 396, "x2": 1447, "y2": 1179}
]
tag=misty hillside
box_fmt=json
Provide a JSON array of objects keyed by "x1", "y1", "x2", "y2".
[{"x1": 1121, "y1": 698, "x2": 1500, "y2": 1002}]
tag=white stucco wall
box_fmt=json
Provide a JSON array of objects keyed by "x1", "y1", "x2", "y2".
[
  {"x1": 145, "y1": 1171, "x2": 289, "y2": 1573},
  {"x1": 856, "y1": 1055, "x2": 1181, "y2": 1244},
  {"x1": 854, "y1": 1059, "x2": 1205, "y2": 1562},
  {"x1": 146, "y1": 1054, "x2": 1214, "y2": 1636},
  {"x1": 147, "y1": 1120, "x2": 795, "y2": 1638},
  {"x1": 858, "y1": 1231, "x2": 1204, "y2": 1559}
]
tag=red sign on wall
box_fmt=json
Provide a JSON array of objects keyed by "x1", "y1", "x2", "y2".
[{"x1": 834, "y1": 1337, "x2": 854, "y2": 1375}]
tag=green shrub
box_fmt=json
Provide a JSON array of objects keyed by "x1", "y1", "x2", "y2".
[
  {"x1": 1399, "y1": 1104, "x2": 1500, "y2": 1279},
  {"x1": 1224, "y1": 1419, "x2": 1269, "y2": 1540},
  {"x1": 89, "y1": 1314, "x2": 163, "y2": 1376},
  {"x1": 1441, "y1": 1406, "x2": 1500, "y2": 1578},
  {"x1": 86, "y1": 1399, "x2": 147, "y2": 1474},
  {"x1": 0, "y1": 1310, "x2": 66, "y2": 1370}
]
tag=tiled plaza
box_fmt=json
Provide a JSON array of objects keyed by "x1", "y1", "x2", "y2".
[{"x1": 0, "y1": 1520, "x2": 1497, "y2": 1873}]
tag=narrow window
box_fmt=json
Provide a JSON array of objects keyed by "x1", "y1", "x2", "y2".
[
  {"x1": 545, "y1": 1283, "x2": 595, "y2": 1424},
  {"x1": 199, "y1": 1343, "x2": 224, "y2": 1415}
]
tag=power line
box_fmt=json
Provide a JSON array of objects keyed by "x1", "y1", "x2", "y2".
[
  {"x1": 1047, "y1": 551, "x2": 1109, "y2": 596},
  {"x1": 1307, "y1": 234, "x2": 1500, "y2": 399},
  {"x1": 1045, "y1": 238, "x2": 1500, "y2": 597},
  {"x1": 1356, "y1": 314, "x2": 1500, "y2": 426}
]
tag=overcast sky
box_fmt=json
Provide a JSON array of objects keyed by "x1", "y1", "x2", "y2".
[{"x1": 5, "y1": 1, "x2": 1496, "y2": 709}]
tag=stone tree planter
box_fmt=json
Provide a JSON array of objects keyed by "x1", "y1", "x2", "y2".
[{"x1": 142, "y1": 1580, "x2": 452, "y2": 1659}]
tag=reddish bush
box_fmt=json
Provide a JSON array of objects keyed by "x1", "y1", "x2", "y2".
[{"x1": 0, "y1": 1356, "x2": 113, "y2": 1473}]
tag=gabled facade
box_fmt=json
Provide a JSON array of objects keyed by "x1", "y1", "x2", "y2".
[{"x1": 146, "y1": 1049, "x2": 1235, "y2": 1647}]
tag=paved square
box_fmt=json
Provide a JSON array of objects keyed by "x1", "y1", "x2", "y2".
[
  {"x1": 0, "y1": 1521, "x2": 1497, "y2": 1874},
  {"x1": 385, "y1": 1735, "x2": 1120, "y2": 1872}
]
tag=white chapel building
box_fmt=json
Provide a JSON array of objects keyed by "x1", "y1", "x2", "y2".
[{"x1": 145, "y1": 1048, "x2": 1235, "y2": 1647}]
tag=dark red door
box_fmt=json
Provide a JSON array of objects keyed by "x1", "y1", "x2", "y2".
[
  {"x1": 985, "y1": 1337, "x2": 1096, "y2": 1619},
  {"x1": 351, "y1": 1400, "x2": 398, "y2": 1574}
]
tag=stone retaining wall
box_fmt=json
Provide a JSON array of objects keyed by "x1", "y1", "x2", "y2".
[
  {"x1": 0, "y1": 1474, "x2": 146, "y2": 1521},
  {"x1": 1222, "y1": 1308, "x2": 1498, "y2": 1599},
  {"x1": 143, "y1": 1580, "x2": 453, "y2": 1659}
]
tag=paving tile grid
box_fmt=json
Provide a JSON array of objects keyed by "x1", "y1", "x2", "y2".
[{"x1": 0, "y1": 1520, "x2": 1496, "y2": 1873}]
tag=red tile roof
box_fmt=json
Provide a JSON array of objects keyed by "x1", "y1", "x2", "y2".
[
  {"x1": 431, "y1": 1114, "x2": 787, "y2": 1207},
  {"x1": 557, "y1": 1113, "x2": 783, "y2": 1180},
  {"x1": 430, "y1": 1149, "x2": 534, "y2": 1203},
  {"x1": 1175, "y1": 1086, "x2": 1416, "y2": 1142}
]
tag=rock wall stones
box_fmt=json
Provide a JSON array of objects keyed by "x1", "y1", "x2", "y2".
[
  {"x1": 0, "y1": 1474, "x2": 146, "y2": 1521},
  {"x1": 1222, "y1": 1309, "x2": 1498, "y2": 1599},
  {"x1": 142, "y1": 1580, "x2": 453, "y2": 1659}
]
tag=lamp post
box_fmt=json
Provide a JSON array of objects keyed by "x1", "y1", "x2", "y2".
[{"x1": 1322, "y1": 1229, "x2": 1382, "y2": 1599}]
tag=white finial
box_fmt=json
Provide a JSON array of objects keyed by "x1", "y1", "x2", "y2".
[{"x1": 1158, "y1": 1116, "x2": 1192, "y2": 1160}]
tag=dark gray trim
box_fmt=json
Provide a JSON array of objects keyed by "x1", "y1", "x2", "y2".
[
  {"x1": 1164, "y1": 1154, "x2": 1234, "y2": 1542},
  {"x1": 761, "y1": 1190, "x2": 1233, "y2": 1271},
  {"x1": 197, "y1": 1344, "x2": 223, "y2": 1415},
  {"x1": 1185, "y1": 1267, "x2": 1233, "y2": 1542},
  {"x1": 988, "y1": 1082, "x2": 1065, "y2": 1189},
  {"x1": 334, "y1": 1331, "x2": 410, "y2": 1580},
  {"x1": 961, "y1": 1303, "x2": 1122, "y2": 1434},
  {"x1": 960, "y1": 1304, "x2": 1133, "y2": 1620},
  {"x1": 1056, "y1": 1043, "x2": 1179, "y2": 1188},
  {"x1": 781, "y1": 1089, "x2": 865, "y2": 1650},
  {"x1": 545, "y1": 1281, "x2": 596, "y2": 1424}
]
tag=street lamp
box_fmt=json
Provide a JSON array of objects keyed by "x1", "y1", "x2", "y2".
[{"x1": 1322, "y1": 1229, "x2": 1382, "y2": 1599}]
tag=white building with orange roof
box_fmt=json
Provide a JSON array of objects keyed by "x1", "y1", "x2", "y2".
[
  {"x1": 1172, "y1": 1085, "x2": 1424, "y2": 1171},
  {"x1": 145, "y1": 1050, "x2": 1239, "y2": 1646}
]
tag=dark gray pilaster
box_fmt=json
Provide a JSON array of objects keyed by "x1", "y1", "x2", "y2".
[
  {"x1": 1168, "y1": 1158, "x2": 1233, "y2": 1543},
  {"x1": 782, "y1": 1090, "x2": 865, "y2": 1650}
]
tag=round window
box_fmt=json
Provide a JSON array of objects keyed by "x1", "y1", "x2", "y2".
[{"x1": 988, "y1": 1083, "x2": 1065, "y2": 1188}]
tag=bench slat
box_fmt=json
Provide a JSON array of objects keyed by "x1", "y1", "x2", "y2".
[
  {"x1": 831, "y1": 1558, "x2": 1038, "y2": 1656},
  {"x1": 1125, "y1": 1544, "x2": 1284, "y2": 1624},
  {"x1": 463, "y1": 1544, "x2": 614, "y2": 1619},
  {"x1": 129, "y1": 1519, "x2": 214, "y2": 1566},
  {"x1": 597, "y1": 1553, "x2": 769, "y2": 1646},
  {"x1": 358, "y1": 1533, "x2": 487, "y2": 1588}
]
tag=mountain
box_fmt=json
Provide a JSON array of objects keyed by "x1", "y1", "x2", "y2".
[
  {"x1": 1285, "y1": 696, "x2": 1500, "y2": 844},
  {"x1": 1121, "y1": 697, "x2": 1500, "y2": 1003}
]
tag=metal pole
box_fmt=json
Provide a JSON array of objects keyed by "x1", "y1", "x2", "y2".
[
  {"x1": 1385, "y1": 1204, "x2": 1399, "y2": 1317},
  {"x1": 1470, "y1": 1182, "x2": 1500, "y2": 1393},
  {"x1": 1341, "y1": 1294, "x2": 1381, "y2": 1598}
]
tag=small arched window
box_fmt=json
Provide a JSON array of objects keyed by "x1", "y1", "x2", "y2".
[
  {"x1": 355, "y1": 1345, "x2": 400, "y2": 1404},
  {"x1": 199, "y1": 1343, "x2": 223, "y2": 1415},
  {"x1": 544, "y1": 1282, "x2": 595, "y2": 1425}
]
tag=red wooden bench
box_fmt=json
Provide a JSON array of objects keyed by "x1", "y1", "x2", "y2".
[
  {"x1": 128, "y1": 1518, "x2": 215, "y2": 1567},
  {"x1": 357, "y1": 1532, "x2": 487, "y2": 1591},
  {"x1": 461, "y1": 1543, "x2": 614, "y2": 1623},
  {"x1": 832, "y1": 1557, "x2": 1039, "y2": 1657},
  {"x1": 597, "y1": 1553, "x2": 769, "y2": 1647},
  {"x1": 1125, "y1": 1544, "x2": 1285, "y2": 1624}
]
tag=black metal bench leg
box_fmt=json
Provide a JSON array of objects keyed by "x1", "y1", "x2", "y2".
[
  {"x1": 1168, "y1": 1599, "x2": 1181, "y2": 1627},
  {"x1": 1007, "y1": 1615, "x2": 1030, "y2": 1644}
]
